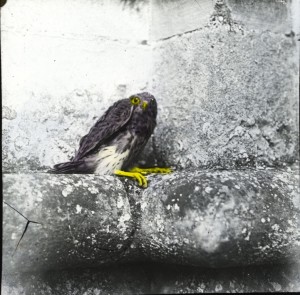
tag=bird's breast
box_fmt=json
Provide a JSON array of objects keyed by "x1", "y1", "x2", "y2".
[{"x1": 94, "y1": 145, "x2": 129, "y2": 175}]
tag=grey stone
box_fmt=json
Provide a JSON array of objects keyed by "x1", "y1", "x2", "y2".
[
  {"x1": 2, "y1": 91, "x2": 111, "y2": 173},
  {"x1": 226, "y1": 0, "x2": 293, "y2": 33},
  {"x1": 2, "y1": 106, "x2": 17, "y2": 120},
  {"x1": 136, "y1": 168, "x2": 300, "y2": 267},
  {"x1": 151, "y1": 26, "x2": 299, "y2": 170},
  {"x1": 3, "y1": 169, "x2": 299, "y2": 274},
  {"x1": 151, "y1": 0, "x2": 213, "y2": 41},
  {"x1": 3, "y1": 174, "x2": 133, "y2": 273}
]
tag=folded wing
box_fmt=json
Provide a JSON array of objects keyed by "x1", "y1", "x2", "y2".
[{"x1": 73, "y1": 98, "x2": 134, "y2": 161}]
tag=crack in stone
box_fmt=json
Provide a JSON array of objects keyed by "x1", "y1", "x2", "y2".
[
  {"x1": 156, "y1": 27, "x2": 204, "y2": 42},
  {"x1": 4, "y1": 201, "x2": 42, "y2": 256},
  {"x1": 152, "y1": 134, "x2": 166, "y2": 167},
  {"x1": 105, "y1": 179, "x2": 143, "y2": 262}
]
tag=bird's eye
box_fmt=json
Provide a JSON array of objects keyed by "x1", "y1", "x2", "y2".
[{"x1": 130, "y1": 97, "x2": 140, "y2": 105}]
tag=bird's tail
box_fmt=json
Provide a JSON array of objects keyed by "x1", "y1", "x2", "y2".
[{"x1": 48, "y1": 161, "x2": 84, "y2": 174}]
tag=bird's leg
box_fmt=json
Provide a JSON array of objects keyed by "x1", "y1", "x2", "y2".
[
  {"x1": 114, "y1": 170, "x2": 148, "y2": 188},
  {"x1": 129, "y1": 167, "x2": 172, "y2": 175}
]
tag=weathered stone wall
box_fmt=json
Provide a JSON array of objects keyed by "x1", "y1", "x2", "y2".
[
  {"x1": 2, "y1": 0, "x2": 300, "y2": 294},
  {"x1": 150, "y1": 0, "x2": 299, "y2": 170},
  {"x1": 2, "y1": 0, "x2": 299, "y2": 172}
]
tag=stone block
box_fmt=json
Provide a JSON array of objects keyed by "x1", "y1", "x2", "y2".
[
  {"x1": 226, "y1": 0, "x2": 293, "y2": 33},
  {"x1": 151, "y1": 27, "x2": 299, "y2": 170},
  {"x1": 150, "y1": 0, "x2": 214, "y2": 40},
  {"x1": 1, "y1": 0, "x2": 149, "y2": 42},
  {"x1": 3, "y1": 174, "x2": 133, "y2": 273},
  {"x1": 137, "y1": 168, "x2": 300, "y2": 267}
]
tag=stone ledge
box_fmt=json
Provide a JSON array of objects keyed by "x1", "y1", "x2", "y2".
[
  {"x1": 3, "y1": 169, "x2": 299, "y2": 273},
  {"x1": 3, "y1": 174, "x2": 133, "y2": 273},
  {"x1": 135, "y1": 168, "x2": 300, "y2": 267}
]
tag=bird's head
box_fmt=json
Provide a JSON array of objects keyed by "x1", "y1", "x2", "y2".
[{"x1": 129, "y1": 92, "x2": 157, "y2": 118}]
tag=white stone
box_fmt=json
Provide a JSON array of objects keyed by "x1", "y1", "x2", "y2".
[{"x1": 75, "y1": 204, "x2": 82, "y2": 214}]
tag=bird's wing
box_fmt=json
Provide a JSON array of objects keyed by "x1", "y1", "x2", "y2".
[{"x1": 74, "y1": 99, "x2": 134, "y2": 160}]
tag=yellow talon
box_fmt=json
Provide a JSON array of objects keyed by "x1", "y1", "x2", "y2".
[
  {"x1": 114, "y1": 170, "x2": 148, "y2": 188},
  {"x1": 115, "y1": 167, "x2": 172, "y2": 188},
  {"x1": 129, "y1": 167, "x2": 172, "y2": 175}
]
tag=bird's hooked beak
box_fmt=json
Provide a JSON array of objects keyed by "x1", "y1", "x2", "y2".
[{"x1": 141, "y1": 101, "x2": 148, "y2": 110}]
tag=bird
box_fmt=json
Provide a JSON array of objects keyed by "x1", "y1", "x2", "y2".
[{"x1": 50, "y1": 92, "x2": 171, "y2": 187}]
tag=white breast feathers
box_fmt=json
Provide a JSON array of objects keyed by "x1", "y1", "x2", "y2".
[{"x1": 94, "y1": 146, "x2": 129, "y2": 175}]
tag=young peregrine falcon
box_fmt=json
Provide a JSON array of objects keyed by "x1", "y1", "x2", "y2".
[{"x1": 51, "y1": 92, "x2": 171, "y2": 187}]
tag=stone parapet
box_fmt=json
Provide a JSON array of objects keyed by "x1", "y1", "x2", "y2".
[{"x1": 3, "y1": 169, "x2": 299, "y2": 273}]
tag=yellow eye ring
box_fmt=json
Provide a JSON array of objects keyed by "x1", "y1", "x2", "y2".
[{"x1": 130, "y1": 96, "x2": 140, "y2": 105}]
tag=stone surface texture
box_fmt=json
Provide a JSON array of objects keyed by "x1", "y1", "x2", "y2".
[
  {"x1": 3, "y1": 174, "x2": 133, "y2": 273},
  {"x1": 3, "y1": 170, "x2": 299, "y2": 274},
  {"x1": 2, "y1": 0, "x2": 299, "y2": 294},
  {"x1": 2, "y1": 0, "x2": 151, "y2": 173},
  {"x1": 136, "y1": 169, "x2": 300, "y2": 267},
  {"x1": 151, "y1": 6, "x2": 299, "y2": 170}
]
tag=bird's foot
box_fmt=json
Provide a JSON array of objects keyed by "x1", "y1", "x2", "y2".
[
  {"x1": 114, "y1": 170, "x2": 148, "y2": 188},
  {"x1": 129, "y1": 167, "x2": 172, "y2": 175},
  {"x1": 115, "y1": 167, "x2": 172, "y2": 188}
]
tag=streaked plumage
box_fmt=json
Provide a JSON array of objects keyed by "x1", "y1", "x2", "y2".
[{"x1": 51, "y1": 92, "x2": 157, "y2": 175}]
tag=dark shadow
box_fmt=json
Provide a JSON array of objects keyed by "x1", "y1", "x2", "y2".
[
  {"x1": 3, "y1": 262, "x2": 299, "y2": 294},
  {"x1": 0, "y1": 0, "x2": 7, "y2": 8}
]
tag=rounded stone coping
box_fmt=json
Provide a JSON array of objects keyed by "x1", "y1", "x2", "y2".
[
  {"x1": 136, "y1": 168, "x2": 300, "y2": 267},
  {"x1": 3, "y1": 169, "x2": 299, "y2": 273},
  {"x1": 3, "y1": 174, "x2": 134, "y2": 273}
]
